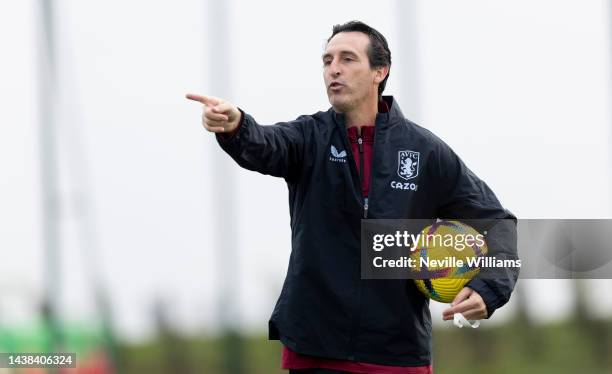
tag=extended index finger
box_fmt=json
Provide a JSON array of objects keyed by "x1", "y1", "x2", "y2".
[{"x1": 185, "y1": 93, "x2": 220, "y2": 106}]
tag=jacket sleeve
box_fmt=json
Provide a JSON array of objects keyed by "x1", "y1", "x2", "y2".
[
  {"x1": 434, "y1": 142, "x2": 519, "y2": 318},
  {"x1": 215, "y1": 109, "x2": 307, "y2": 181}
]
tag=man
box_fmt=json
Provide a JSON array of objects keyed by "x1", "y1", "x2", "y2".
[{"x1": 187, "y1": 21, "x2": 518, "y2": 374}]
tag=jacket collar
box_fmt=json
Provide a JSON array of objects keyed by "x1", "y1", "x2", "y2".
[{"x1": 331, "y1": 95, "x2": 403, "y2": 128}]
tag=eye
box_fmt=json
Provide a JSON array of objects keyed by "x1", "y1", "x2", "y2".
[{"x1": 343, "y1": 57, "x2": 354, "y2": 62}]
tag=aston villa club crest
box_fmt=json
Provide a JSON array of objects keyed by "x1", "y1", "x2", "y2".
[{"x1": 397, "y1": 150, "x2": 420, "y2": 180}]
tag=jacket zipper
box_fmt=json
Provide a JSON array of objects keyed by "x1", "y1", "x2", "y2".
[
  {"x1": 365, "y1": 121, "x2": 379, "y2": 220},
  {"x1": 344, "y1": 122, "x2": 380, "y2": 361},
  {"x1": 348, "y1": 130, "x2": 376, "y2": 360},
  {"x1": 358, "y1": 136, "x2": 368, "y2": 219}
]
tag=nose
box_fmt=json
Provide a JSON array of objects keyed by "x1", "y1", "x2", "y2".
[
  {"x1": 332, "y1": 64, "x2": 340, "y2": 77},
  {"x1": 330, "y1": 59, "x2": 341, "y2": 77}
]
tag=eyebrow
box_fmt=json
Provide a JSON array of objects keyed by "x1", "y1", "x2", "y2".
[{"x1": 322, "y1": 50, "x2": 359, "y2": 60}]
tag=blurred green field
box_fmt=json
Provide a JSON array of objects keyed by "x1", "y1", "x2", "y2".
[{"x1": 117, "y1": 317, "x2": 612, "y2": 374}]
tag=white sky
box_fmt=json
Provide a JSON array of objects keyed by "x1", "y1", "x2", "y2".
[{"x1": 1, "y1": 0, "x2": 611, "y2": 342}]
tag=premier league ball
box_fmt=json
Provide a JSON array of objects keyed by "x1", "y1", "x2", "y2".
[{"x1": 410, "y1": 220, "x2": 488, "y2": 303}]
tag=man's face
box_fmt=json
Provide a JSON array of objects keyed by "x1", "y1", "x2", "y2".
[{"x1": 322, "y1": 31, "x2": 384, "y2": 112}]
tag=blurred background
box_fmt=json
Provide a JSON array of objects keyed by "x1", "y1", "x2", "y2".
[{"x1": 1, "y1": 0, "x2": 612, "y2": 373}]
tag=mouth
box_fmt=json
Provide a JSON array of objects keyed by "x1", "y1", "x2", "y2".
[{"x1": 329, "y1": 82, "x2": 345, "y2": 91}]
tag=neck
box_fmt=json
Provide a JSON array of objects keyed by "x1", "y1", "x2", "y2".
[{"x1": 344, "y1": 96, "x2": 378, "y2": 128}]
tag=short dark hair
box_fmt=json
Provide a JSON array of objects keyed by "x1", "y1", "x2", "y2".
[{"x1": 327, "y1": 21, "x2": 392, "y2": 97}]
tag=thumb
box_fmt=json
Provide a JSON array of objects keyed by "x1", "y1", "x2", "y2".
[
  {"x1": 213, "y1": 101, "x2": 237, "y2": 116},
  {"x1": 451, "y1": 287, "x2": 473, "y2": 307},
  {"x1": 185, "y1": 93, "x2": 221, "y2": 106}
]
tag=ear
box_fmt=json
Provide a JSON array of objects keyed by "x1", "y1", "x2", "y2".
[{"x1": 373, "y1": 65, "x2": 389, "y2": 84}]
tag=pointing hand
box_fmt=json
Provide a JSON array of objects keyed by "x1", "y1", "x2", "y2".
[{"x1": 186, "y1": 93, "x2": 241, "y2": 133}]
